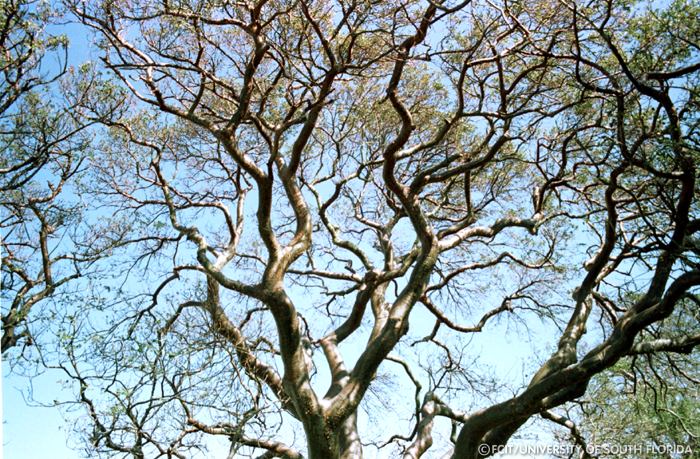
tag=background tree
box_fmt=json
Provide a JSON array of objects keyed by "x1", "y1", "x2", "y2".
[
  {"x1": 544, "y1": 297, "x2": 700, "y2": 458},
  {"x1": 1, "y1": 0, "x2": 87, "y2": 353},
  {"x1": 5, "y1": 0, "x2": 699, "y2": 458},
  {"x1": 557, "y1": 356, "x2": 700, "y2": 458},
  {"x1": 1, "y1": 0, "x2": 126, "y2": 354}
]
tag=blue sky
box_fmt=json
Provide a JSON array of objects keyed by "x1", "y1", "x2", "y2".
[{"x1": 2, "y1": 368, "x2": 79, "y2": 459}]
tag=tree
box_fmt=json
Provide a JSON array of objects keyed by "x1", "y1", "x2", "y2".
[
  {"x1": 0, "y1": 0, "x2": 126, "y2": 354},
  {"x1": 6, "y1": 0, "x2": 699, "y2": 458},
  {"x1": 542, "y1": 292, "x2": 700, "y2": 458},
  {"x1": 0, "y1": 0, "x2": 90, "y2": 353},
  {"x1": 554, "y1": 354, "x2": 700, "y2": 458}
]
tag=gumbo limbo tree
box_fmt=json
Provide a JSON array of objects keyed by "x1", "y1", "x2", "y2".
[
  {"x1": 1, "y1": 0, "x2": 124, "y2": 353},
  {"x1": 3, "y1": 0, "x2": 700, "y2": 457}
]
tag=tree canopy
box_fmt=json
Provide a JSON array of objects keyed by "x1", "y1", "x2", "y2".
[{"x1": 1, "y1": 0, "x2": 699, "y2": 458}]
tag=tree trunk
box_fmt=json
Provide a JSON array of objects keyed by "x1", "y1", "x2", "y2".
[
  {"x1": 338, "y1": 411, "x2": 362, "y2": 459},
  {"x1": 303, "y1": 410, "x2": 362, "y2": 459}
]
